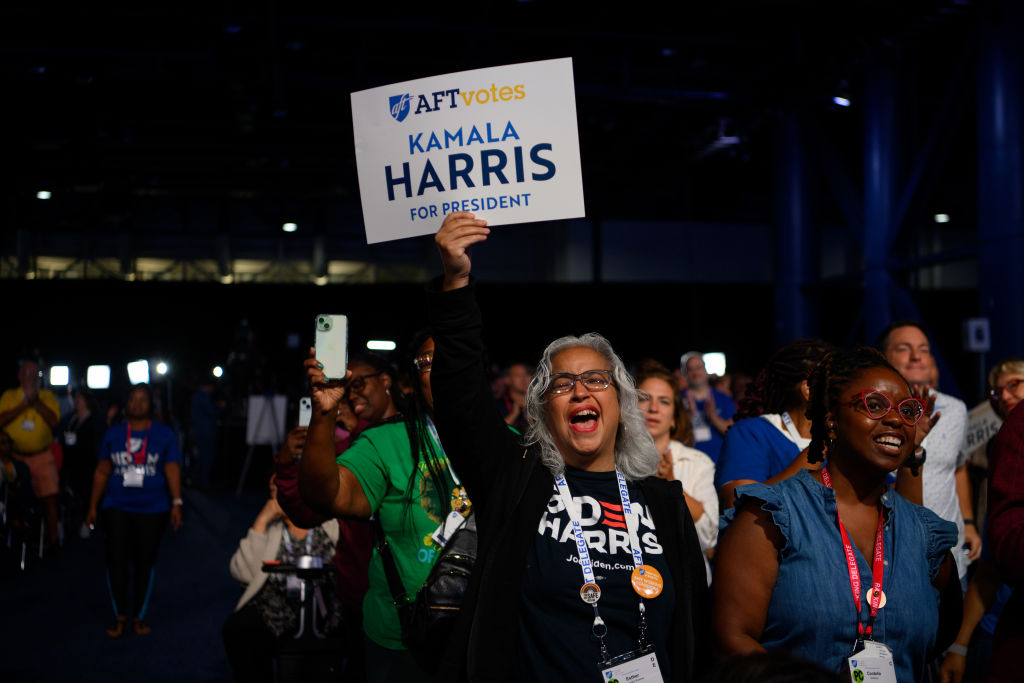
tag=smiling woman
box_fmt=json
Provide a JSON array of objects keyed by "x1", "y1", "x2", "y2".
[
  {"x1": 427, "y1": 212, "x2": 710, "y2": 682},
  {"x1": 713, "y1": 347, "x2": 962, "y2": 681}
]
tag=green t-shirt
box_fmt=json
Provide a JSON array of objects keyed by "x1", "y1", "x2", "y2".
[{"x1": 337, "y1": 419, "x2": 456, "y2": 649}]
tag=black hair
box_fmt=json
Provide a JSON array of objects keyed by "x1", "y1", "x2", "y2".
[
  {"x1": 73, "y1": 388, "x2": 100, "y2": 415},
  {"x1": 735, "y1": 339, "x2": 836, "y2": 421},
  {"x1": 398, "y1": 330, "x2": 451, "y2": 526},
  {"x1": 875, "y1": 319, "x2": 929, "y2": 354},
  {"x1": 806, "y1": 347, "x2": 906, "y2": 464}
]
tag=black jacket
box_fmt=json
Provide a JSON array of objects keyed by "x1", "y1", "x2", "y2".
[{"x1": 428, "y1": 279, "x2": 711, "y2": 682}]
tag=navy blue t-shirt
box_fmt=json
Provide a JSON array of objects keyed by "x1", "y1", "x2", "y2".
[
  {"x1": 99, "y1": 421, "x2": 181, "y2": 514},
  {"x1": 519, "y1": 467, "x2": 675, "y2": 680}
]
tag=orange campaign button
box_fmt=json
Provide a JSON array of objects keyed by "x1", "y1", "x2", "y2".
[{"x1": 630, "y1": 565, "x2": 664, "y2": 598}]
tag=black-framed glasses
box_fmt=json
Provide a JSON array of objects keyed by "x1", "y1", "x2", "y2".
[
  {"x1": 846, "y1": 389, "x2": 927, "y2": 425},
  {"x1": 346, "y1": 371, "x2": 384, "y2": 392},
  {"x1": 990, "y1": 378, "x2": 1024, "y2": 400},
  {"x1": 547, "y1": 370, "x2": 613, "y2": 396},
  {"x1": 413, "y1": 353, "x2": 433, "y2": 373}
]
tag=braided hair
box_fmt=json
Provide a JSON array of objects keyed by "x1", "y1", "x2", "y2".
[
  {"x1": 805, "y1": 347, "x2": 905, "y2": 464},
  {"x1": 398, "y1": 329, "x2": 452, "y2": 526},
  {"x1": 735, "y1": 338, "x2": 836, "y2": 422}
]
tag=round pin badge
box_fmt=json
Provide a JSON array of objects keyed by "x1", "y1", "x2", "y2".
[
  {"x1": 867, "y1": 587, "x2": 887, "y2": 609},
  {"x1": 630, "y1": 564, "x2": 664, "y2": 598},
  {"x1": 580, "y1": 582, "x2": 601, "y2": 605}
]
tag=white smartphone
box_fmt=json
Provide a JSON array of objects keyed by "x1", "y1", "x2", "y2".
[
  {"x1": 298, "y1": 397, "x2": 312, "y2": 427},
  {"x1": 314, "y1": 313, "x2": 349, "y2": 381}
]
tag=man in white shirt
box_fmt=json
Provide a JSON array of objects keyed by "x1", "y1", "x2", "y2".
[{"x1": 878, "y1": 320, "x2": 981, "y2": 584}]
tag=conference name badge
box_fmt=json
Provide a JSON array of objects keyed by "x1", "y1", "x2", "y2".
[
  {"x1": 599, "y1": 646, "x2": 664, "y2": 683},
  {"x1": 846, "y1": 640, "x2": 897, "y2": 683}
]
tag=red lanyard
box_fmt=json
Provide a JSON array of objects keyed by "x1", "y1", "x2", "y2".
[
  {"x1": 126, "y1": 422, "x2": 151, "y2": 466},
  {"x1": 820, "y1": 467, "x2": 885, "y2": 638}
]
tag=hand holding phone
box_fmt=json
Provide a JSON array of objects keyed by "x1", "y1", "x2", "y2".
[{"x1": 314, "y1": 314, "x2": 349, "y2": 381}]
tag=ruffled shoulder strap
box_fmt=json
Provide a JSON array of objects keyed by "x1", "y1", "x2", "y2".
[
  {"x1": 722, "y1": 481, "x2": 792, "y2": 549},
  {"x1": 908, "y1": 502, "x2": 959, "y2": 578}
]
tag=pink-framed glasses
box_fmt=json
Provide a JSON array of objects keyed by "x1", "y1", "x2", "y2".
[{"x1": 846, "y1": 389, "x2": 927, "y2": 425}]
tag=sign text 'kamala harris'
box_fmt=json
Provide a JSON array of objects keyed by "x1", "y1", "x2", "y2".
[{"x1": 351, "y1": 58, "x2": 585, "y2": 244}]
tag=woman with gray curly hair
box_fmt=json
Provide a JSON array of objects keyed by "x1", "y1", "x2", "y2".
[{"x1": 425, "y1": 212, "x2": 710, "y2": 682}]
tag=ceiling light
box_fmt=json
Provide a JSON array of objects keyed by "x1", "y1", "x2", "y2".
[
  {"x1": 87, "y1": 365, "x2": 111, "y2": 389},
  {"x1": 50, "y1": 366, "x2": 70, "y2": 386},
  {"x1": 703, "y1": 352, "x2": 727, "y2": 377},
  {"x1": 127, "y1": 360, "x2": 150, "y2": 385}
]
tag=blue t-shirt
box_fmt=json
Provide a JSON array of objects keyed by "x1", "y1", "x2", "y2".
[
  {"x1": 683, "y1": 389, "x2": 735, "y2": 464},
  {"x1": 715, "y1": 415, "x2": 801, "y2": 489},
  {"x1": 721, "y1": 470, "x2": 957, "y2": 682},
  {"x1": 99, "y1": 421, "x2": 181, "y2": 514}
]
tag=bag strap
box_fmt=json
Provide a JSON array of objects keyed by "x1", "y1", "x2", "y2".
[{"x1": 374, "y1": 516, "x2": 410, "y2": 609}]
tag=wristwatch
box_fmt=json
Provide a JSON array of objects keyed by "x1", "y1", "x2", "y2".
[
  {"x1": 904, "y1": 446, "x2": 927, "y2": 476},
  {"x1": 172, "y1": 498, "x2": 184, "y2": 507}
]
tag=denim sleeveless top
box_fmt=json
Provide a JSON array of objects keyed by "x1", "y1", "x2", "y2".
[{"x1": 722, "y1": 469, "x2": 957, "y2": 682}]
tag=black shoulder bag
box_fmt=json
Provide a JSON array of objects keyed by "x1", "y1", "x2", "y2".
[{"x1": 376, "y1": 511, "x2": 477, "y2": 673}]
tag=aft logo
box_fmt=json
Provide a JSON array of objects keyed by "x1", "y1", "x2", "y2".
[
  {"x1": 388, "y1": 83, "x2": 526, "y2": 123},
  {"x1": 389, "y1": 94, "x2": 411, "y2": 122}
]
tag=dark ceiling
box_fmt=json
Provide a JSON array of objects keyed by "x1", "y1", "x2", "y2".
[{"x1": 4, "y1": 1, "x2": 981, "y2": 269}]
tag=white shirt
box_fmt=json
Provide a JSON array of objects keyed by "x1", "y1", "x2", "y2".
[
  {"x1": 921, "y1": 390, "x2": 969, "y2": 579},
  {"x1": 667, "y1": 440, "x2": 719, "y2": 553}
]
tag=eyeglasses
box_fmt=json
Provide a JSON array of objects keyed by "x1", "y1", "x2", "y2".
[
  {"x1": 990, "y1": 378, "x2": 1024, "y2": 400},
  {"x1": 547, "y1": 370, "x2": 613, "y2": 395},
  {"x1": 414, "y1": 353, "x2": 433, "y2": 373},
  {"x1": 846, "y1": 389, "x2": 927, "y2": 425},
  {"x1": 346, "y1": 371, "x2": 384, "y2": 393}
]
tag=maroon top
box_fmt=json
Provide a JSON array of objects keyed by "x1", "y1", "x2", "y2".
[{"x1": 986, "y1": 402, "x2": 1024, "y2": 683}]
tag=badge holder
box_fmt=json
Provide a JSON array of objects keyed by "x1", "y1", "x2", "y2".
[
  {"x1": 846, "y1": 639, "x2": 897, "y2": 683},
  {"x1": 123, "y1": 465, "x2": 146, "y2": 488}
]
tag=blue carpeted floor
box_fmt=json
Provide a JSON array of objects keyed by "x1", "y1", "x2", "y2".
[{"x1": 0, "y1": 488, "x2": 267, "y2": 682}]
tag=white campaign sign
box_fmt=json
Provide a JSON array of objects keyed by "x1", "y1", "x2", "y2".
[{"x1": 351, "y1": 58, "x2": 585, "y2": 244}]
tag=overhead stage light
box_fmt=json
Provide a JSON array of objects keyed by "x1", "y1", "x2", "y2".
[
  {"x1": 127, "y1": 360, "x2": 150, "y2": 385},
  {"x1": 49, "y1": 366, "x2": 69, "y2": 386},
  {"x1": 36, "y1": 190, "x2": 52, "y2": 200},
  {"x1": 934, "y1": 213, "x2": 950, "y2": 223},
  {"x1": 282, "y1": 222, "x2": 298, "y2": 233},
  {"x1": 213, "y1": 366, "x2": 224, "y2": 378},
  {"x1": 366, "y1": 340, "x2": 397, "y2": 351},
  {"x1": 87, "y1": 365, "x2": 111, "y2": 390},
  {"x1": 703, "y1": 352, "x2": 727, "y2": 377},
  {"x1": 155, "y1": 361, "x2": 169, "y2": 375}
]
